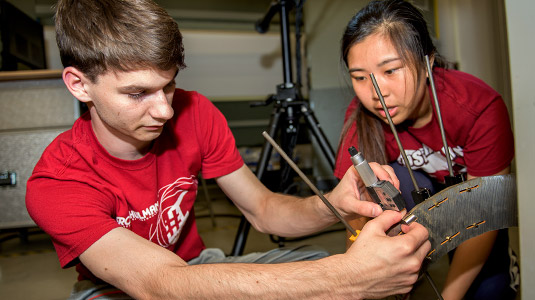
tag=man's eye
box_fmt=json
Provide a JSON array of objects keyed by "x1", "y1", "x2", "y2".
[
  {"x1": 354, "y1": 76, "x2": 366, "y2": 81},
  {"x1": 164, "y1": 82, "x2": 176, "y2": 93},
  {"x1": 128, "y1": 92, "x2": 144, "y2": 99}
]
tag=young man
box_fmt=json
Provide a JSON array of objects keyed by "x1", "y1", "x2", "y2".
[{"x1": 26, "y1": 0, "x2": 430, "y2": 299}]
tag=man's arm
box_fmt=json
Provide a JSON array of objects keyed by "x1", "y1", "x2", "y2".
[
  {"x1": 80, "y1": 210, "x2": 430, "y2": 300},
  {"x1": 215, "y1": 164, "x2": 391, "y2": 237},
  {"x1": 441, "y1": 166, "x2": 510, "y2": 300}
]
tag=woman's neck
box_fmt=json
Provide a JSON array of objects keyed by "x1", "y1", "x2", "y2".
[{"x1": 409, "y1": 88, "x2": 433, "y2": 128}]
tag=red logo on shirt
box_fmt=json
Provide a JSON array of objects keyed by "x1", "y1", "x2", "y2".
[{"x1": 149, "y1": 176, "x2": 197, "y2": 248}]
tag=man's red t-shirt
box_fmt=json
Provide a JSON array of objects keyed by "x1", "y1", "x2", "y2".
[{"x1": 26, "y1": 89, "x2": 244, "y2": 282}]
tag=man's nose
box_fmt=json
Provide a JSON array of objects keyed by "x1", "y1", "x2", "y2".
[{"x1": 150, "y1": 90, "x2": 174, "y2": 120}]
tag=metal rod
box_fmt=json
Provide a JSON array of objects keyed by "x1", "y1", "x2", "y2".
[
  {"x1": 425, "y1": 55, "x2": 454, "y2": 177},
  {"x1": 425, "y1": 271, "x2": 445, "y2": 300},
  {"x1": 370, "y1": 74, "x2": 442, "y2": 300},
  {"x1": 369, "y1": 73, "x2": 420, "y2": 191},
  {"x1": 261, "y1": 131, "x2": 358, "y2": 237}
]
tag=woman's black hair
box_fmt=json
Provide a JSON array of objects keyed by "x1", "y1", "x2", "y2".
[
  {"x1": 338, "y1": 0, "x2": 444, "y2": 164},
  {"x1": 342, "y1": 0, "x2": 438, "y2": 75}
]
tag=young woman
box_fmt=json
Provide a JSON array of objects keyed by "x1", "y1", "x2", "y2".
[{"x1": 333, "y1": 0, "x2": 517, "y2": 299}]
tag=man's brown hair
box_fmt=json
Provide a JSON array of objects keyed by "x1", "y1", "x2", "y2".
[{"x1": 55, "y1": 0, "x2": 186, "y2": 82}]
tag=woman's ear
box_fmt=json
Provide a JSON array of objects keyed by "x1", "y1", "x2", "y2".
[
  {"x1": 426, "y1": 54, "x2": 436, "y2": 78},
  {"x1": 62, "y1": 67, "x2": 92, "y2": 104}
]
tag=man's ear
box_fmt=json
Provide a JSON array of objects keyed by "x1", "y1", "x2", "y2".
[{"x1": 62, "y1": 66, "x2": 92, "y2": 103}]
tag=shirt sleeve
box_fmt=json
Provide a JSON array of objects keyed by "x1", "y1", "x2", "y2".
[
  {"x1": 193, "y1": 93, "x2": 244, "y2": 179},
  {"x1": 463, "y1": 96, "x2": 514, "y2": 176},
  {"x1": 26, "y1": 176, "x2": 119, "y2": 268},
  {"x1": 334, "y1": 98, "x2": 359, "y2": 179}
]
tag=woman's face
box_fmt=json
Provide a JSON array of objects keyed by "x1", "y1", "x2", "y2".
[{"x1": 347, "y1": 33, "x2": 432, "y2": 128}]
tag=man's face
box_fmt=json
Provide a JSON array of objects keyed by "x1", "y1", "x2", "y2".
[{"x1": 83, "y1": 67, "x2": 177, "y2": 156}]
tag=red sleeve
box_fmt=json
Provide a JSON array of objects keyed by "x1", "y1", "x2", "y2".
[
  {"x1": 463, "y1": 96, "x2": 514, "y2": 176},
  {"x1": 192, "y1": 93, "x2": 244, "y2": 179},
  {"x1": 26, "y1": 177, "x2": 118, "y2": 268}
]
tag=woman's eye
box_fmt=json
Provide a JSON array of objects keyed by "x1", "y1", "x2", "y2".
[
  {"x1": 354, "y1": 76, "x2": 366, "y2": 81},
  {"x1": 385, "y1": 68, "x2": 399, "y2": 75}
]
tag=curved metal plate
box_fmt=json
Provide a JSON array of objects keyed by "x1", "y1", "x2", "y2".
[{"x1": 396, "y1": 174, "x2": 517, "y2": 264}]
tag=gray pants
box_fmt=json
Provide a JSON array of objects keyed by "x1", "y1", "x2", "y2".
[{"x1": 68, "y1": 245, "x2": 328, "y2": 300}]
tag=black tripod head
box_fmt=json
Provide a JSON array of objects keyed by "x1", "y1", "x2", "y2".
[{"x1": 255, "y1": 1, "x2": 296, "y2": 34}]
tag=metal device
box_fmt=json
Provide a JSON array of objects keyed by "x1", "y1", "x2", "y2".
[
  {"x1": 348, "y1": 146, "x2": 406, "y2": 212},
  {"x1": 0, "y1": 171, "x2": 17, "y2": 186},
  {"x1": 261, "y1": 130, "x2": 517, "y2": 300},
  {"x1": 0, "y1": 76, "x2": 77, "y2": 230},
  {"x1": 263, "y1": 131, "x2": 518, "y2": 263}
]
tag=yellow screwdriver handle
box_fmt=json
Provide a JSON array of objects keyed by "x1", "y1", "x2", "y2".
[{"x1": 348, "y1": 230, "x2": 361, "y2": 242}]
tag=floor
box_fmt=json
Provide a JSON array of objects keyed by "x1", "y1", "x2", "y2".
[{"x1": 0, "y1": 183, "x2": 518, "y2": 299}]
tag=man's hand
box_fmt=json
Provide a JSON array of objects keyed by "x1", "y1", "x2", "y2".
[
  {"x1": 335, "y1": 210, "x2": 431, "y2": 299},
  {"x1": 328, "y1": 163, "x2": 400, "y2": 220}
]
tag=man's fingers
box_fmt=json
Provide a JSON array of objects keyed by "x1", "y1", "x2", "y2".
[
  {"x1": 399, "y1": 222, "x2": 431, "y2": 268},
  {"x1": 415, "y1": 239, "x2": 432, "y2": 261},
  {"x1": 406, "y1": 222, "x2": 432, "y2": 259},
  {"x1": 369, "y1": 162, "x2": 400, "y2": 189},
  {"x1": 405, "y1": 222, "x2": 429, "y2": 242},
  {"x1": 364, "y1": 210, "x2": 403, "y2": 233},
  {"x1": 354, "y1": 200, "x2": 382, "y2": 218}
]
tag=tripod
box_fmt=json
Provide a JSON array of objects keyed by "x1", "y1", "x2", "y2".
[{"x1": 231, "y1": 0, "x2": 336, "y2": 256}]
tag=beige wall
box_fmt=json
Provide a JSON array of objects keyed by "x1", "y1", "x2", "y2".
[
  {"x1": 436, "y1": 0, "x2": 511, "y2": 111},
  {"x1": 304, "y1": 0, "x2": 368, "y2": 90},
  {"x1": 505, "y1": 1, "x2": 535, "y2": 298},
  {"x1": 303, "y1": 0, "x2": 368, "y2": 171}
]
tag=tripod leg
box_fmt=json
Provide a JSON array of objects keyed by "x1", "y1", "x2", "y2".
[
  {"x1": 301, "y1": 103, "x2": 336, "y2": 169},
  {"x1": 230, "y1": 106, "x2": 283, "y2": 256},
  {"x1": 270, "y1": 105, "x2": 302, "y2": 248},
  {"x1": 278, "y1": 105, "x2": 300, "y2": 194}
]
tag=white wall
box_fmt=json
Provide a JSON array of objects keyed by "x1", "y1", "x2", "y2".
[
  {"x1": 505, "y1": 1, "x2": 535, "y2": 298},
  {"x1": 43, "y1": 26, "x2": 62, "y2": 70},
  {"x1": 304, "y1": 0, "x2": 368, "y2": 175},
  {"x1": 436, "y1": 0, "x2": 511, "y2": 110},
  {"x1": 178, "y1": 30, "x2": 286, "y2": 100},
  {"x1": 304, "y1": 0, "x2": 368, "y2": 90},
  {"x1": 43, "y1": 27, "x2": 291, "y2": 101}
]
